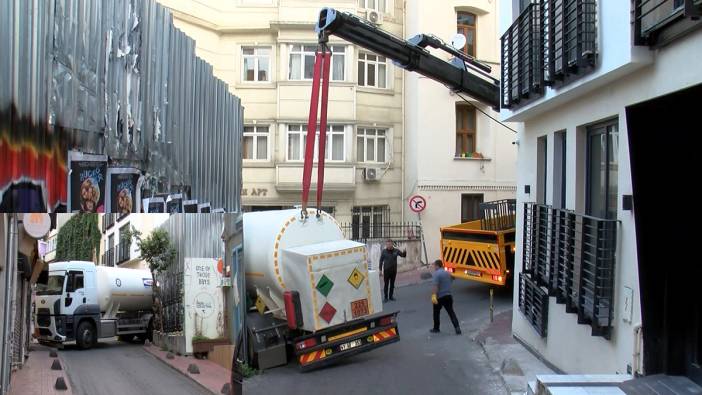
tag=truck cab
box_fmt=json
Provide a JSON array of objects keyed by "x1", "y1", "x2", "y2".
[{"x1": 35, "y1": 261, "x2": 101, "y2": 348}]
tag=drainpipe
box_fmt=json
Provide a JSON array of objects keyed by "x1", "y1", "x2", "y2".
[
  {"x1": 400, "y1": 0, "x2": 407, "y2": 224},
  {"x1": 632, "y1": 323, "x2": 643, "y2": 376},
  {"x1": 1, "y1": 215, "x2": 18, "y2": 393}
]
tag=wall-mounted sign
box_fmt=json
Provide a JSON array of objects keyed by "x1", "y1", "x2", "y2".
[
  {"x1": 242, "y1": 188, "x2": 268, "y2": 197},
  {"x1": 67, "y1": 151, "x2": 107, "y2": 213},
  {"x1": 22, "y1": 213, "x2": 51, "y2": 238},
  {"x1": 408, "y1": 194, "x2": 427, "y2": 213},
  {"x1": 106, "y1": 167, "x2": 143, "y2": 214}
]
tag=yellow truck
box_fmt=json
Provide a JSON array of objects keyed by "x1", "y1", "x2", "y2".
[{"x1": 439, "y1": 200, "x2": 516, "y2": 287}]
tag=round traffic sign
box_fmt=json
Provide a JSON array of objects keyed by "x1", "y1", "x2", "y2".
[{"x1": 408, "y1": 195, "x2": 427, "y2": 213}]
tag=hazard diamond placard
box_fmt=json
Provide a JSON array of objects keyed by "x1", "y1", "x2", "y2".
[
  {"x1": 347, "y1": 267, "x2": 365, "y2": 289},
  {"x1": 316, "y1": 274, "x2": 334, "y2": 297}
]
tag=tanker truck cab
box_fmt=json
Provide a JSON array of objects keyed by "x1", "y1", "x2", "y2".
[{"x1": 34, "y1": 261, "x2": 154, "y2": 349}]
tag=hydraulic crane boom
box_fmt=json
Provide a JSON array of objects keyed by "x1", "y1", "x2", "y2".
[{"x1": 315, "y1": 7, "x2": 500, "y2": 109}]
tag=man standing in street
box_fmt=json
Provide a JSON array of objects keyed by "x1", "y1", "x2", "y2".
[
  {"x1": 430, "y1": 259, "x2": 462, "y2": 335},
  {"x1": 379, "y1": 239, "x2": 406, "y2": 302}
]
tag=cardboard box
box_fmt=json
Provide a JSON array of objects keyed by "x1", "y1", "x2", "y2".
[{"x1": 210, "y1": 344, "x2": 235, "y2": 370}]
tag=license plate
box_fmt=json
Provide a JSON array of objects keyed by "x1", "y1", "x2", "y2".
[
  {"x1": 350, "y1": 299, "x2": 369, "y2": 319},
  {"x1": 467, "y1": 270, "x2": 482, "y2": 277},
  {"x1": 339, "y1": 339, "x2": 362, "y2": 351}
]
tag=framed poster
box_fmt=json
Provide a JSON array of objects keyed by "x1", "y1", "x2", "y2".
[
  {"x1": 106, "y1": 167, "x2": 143, "y2": 214},
  {"x1": 183, "y1": 200, "x2": 198, "y2": 213},
  {"x1": 166, "y1": 193, "x2": 183, "y2": 214},
  {"x1": 142, "y1": 197, "x2": 165, "y2": 213},
  {"x1": 67, "y1": 151, "x2": 107, "y2": 213}
]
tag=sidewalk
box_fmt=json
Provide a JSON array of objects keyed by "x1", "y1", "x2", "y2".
[
  {"x1": 8, "y1": 343, "x2": 73, "y2": 395},
  {"x1": 143, "y1": 343, "x2": 229, "y2": 395},
  {"x1": 474, "y1": 309, "x2": 554, "y2": 395}
]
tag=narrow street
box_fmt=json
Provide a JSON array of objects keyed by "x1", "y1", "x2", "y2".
[
  {"x1": 60, "y1": 339, "x2": 210, "y2": 395},
  {"x1": 245, "y1": 279, "x2": 513, "y2": 395}
]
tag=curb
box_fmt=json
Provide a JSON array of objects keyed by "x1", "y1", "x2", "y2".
[{"x1": 143, "y1": 346, "x2": 218, "y2": 395}]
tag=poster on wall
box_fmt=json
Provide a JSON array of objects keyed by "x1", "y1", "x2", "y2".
[
  {"x1": 198, "y1": 203, "x2": 211, "y2": 213},
  {"x1": 166, "y1": 194, "x2": 183, "y2": 214},
  {"x1": 67, "y1": 151, "x2": 107, "y2": 213},
  {"x1": 106, "y1": 167, "x2": 143, "y2": 214},
  {"x1": 183, "y1": 200, "x2": 198, "y2": 213},
  {"x1": 142, "y1": 197, "x2": 165, "y2": 213},
  {"x1": 184, "y1": 257, "x2": 225, "y2": 354}
]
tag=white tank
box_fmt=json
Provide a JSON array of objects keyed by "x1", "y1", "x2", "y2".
[
  {"x1": 95, "y1": 266, "x2": 153, "y2": 313},
  {"x1": 243, "y1": 208, "x2": 343, "y2": 298}
]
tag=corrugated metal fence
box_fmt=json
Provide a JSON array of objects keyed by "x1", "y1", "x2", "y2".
[{"x1": 0, "y1": 0, "x2": 243, "y2": 212}]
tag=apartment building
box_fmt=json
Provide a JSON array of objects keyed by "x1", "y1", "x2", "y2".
[
  {"x1": 99, "y1": 214, "x2": 170, "y2": 270},
  {"x1": 157, "y1": 0, "x2": 405, "y2": 229},
  {"x1": 500, "y1": 0, "x2": 702, "y2": 386},
  {"x1": 404, "y1": 0, "x2": 517, "y2": 260}
]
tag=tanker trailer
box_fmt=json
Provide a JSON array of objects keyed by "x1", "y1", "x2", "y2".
[
  {"x1": 35, "y1": 261, "x2": 154, "y2": 349},
  {"x1": 244, "y1": 209, "x2": 399, "y2": 371}
]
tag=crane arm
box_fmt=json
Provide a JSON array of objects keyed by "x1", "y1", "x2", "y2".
[{"x1": 315, "y1": 7, "x2": 500, "y2": 109}]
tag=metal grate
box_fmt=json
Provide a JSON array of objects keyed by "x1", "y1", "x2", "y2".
[
  {"x1": 340, "y1": 221, "x2": 422, "y2": 243},
  {"x1": 501, "y1": 2, "x2": 544, "y2": 108},
  {"x1": 522, "y1": 202, "x2": 617, "y2": 339},
  {"x1": 633, "y1": 0, "x2": 702, "y2": 46},
  {"x1": 479, "y1": 199, "x2": 517, "y2": 231},
  {"x1": 159, "y1": 271, "x2": 184, "y2": 333},
  {"x1": 519, "y1": 272, "x2": 549, "y2": 337}
]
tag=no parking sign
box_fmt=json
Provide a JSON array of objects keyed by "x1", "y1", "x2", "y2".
[{"x1": 408, "y1": 195, "x2": 426, "y2": 213}]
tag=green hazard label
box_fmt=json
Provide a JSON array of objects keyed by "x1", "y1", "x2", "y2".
[{"x1": 316, "y1": 274, "x2": 334, "y2": 297}]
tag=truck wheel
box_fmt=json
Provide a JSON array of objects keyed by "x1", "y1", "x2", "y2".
[
  {"x1": 76, "y1": 321, "x2": 96, "y2": 349},
  {"x1": 118, "y1": 334, "x2": 134, "y2": 342}
]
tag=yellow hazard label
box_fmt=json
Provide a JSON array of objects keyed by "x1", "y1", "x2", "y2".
[
  {"x1": 347, "y1": 267, "x2": 365, "y2": 289},
  {"x1": 255, "y1": 296, "x2": 266, "y2": 315}
]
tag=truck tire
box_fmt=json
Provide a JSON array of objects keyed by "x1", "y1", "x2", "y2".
[{"x1": 76, "y1": 321, "x2": 96, "y2": 349}]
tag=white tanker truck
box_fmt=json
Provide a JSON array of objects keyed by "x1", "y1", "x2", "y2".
[
  {"x1": 34, "y1": 261, "x2": 154, "y2": 349},
  {"x1": 243, "y1": 209, "x2": 399, "y2": 371}
]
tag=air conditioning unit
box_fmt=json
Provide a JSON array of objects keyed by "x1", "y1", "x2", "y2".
[
  {"x1": 364, "y1": 167, "x2": 380, "y2": 181},
  {"x1": 366, "y1": 10, "x2": 382, "y2": 25}
]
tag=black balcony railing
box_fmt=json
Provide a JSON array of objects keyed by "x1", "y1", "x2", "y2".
[
  {"x1": 501, "y1": 2, "x2": 544, "y2": 108},
  {"x1": 633, "y1": 0, "x2": 702, "y2": 46},
  {"x1": 340, "y1": 222, "x2": 423, "y2": 243},
  {"x1": 522, "y1": 203, "x2": 617, "y2": 339},
  {"x1": 519, "y1": 272, "x2": 550, "y2": 337},
  {"x1": 116, "y1": 242, "x2": 131, "y2": 264},
  {"x1": 102, "y1": 247, "x2": 115, "y2": 267},
  {"x1": 501, "y1": 0, "x2": 598, "y2": 109}
]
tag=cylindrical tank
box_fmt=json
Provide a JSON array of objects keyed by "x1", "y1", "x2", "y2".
[
  {"x1": 243, "y1": 208, "x2": 343, "y2": 297},
  {"x1": 95, "y1": 266, "x2": 153, "y2": 313}
]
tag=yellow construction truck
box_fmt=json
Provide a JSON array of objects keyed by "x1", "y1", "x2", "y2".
[{"x1": 440, "y1": 200, "x2": 516, "y2": 287}]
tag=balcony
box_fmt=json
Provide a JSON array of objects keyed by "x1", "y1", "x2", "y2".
[
  {"x1": 102, "y1": 247, "x2": 115, "y2": 267},
  {"x1": 522, "y1": 203, "x2": 617, "y2": 339},
  {"x1": 633, "y1": 0, "x2": 702, "y2": 47},
  {"x1": 116, "y1": 242, "x2": 131, "y2": 264},
  {"x1": 501, "y1": 0, "x2": 598, "y2": 109}
]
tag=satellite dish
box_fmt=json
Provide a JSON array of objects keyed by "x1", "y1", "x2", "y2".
[{"x1": 450, "y1": 33, "x2": 467, "y2": 51}]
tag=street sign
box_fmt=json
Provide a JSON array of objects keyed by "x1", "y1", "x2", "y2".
[{"x1": 408, "y1": 195, "x2": 427, "y2": 213}]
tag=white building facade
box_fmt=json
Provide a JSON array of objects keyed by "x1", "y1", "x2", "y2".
[
  {"x1": 500, "y1": 0, "x2": 702, "y2": 385},
  {"x1": 100, "y1": 214, "x2": 170, "y2": 270},
  {"x1": 157, "y1": 0, "x2": 405, "y2": 230},
  {"x1": 404, "y1": 0, "x2": 517, "y2": 261}
]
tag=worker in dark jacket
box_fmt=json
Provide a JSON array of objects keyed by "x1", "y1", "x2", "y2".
[{"x1": 379, "y1": 239, "x2": 406, "y2": 302}]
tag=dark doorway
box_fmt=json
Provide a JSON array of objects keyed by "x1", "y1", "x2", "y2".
[
  {"x1": 461, "y1": 194, "x2": 484, "y2": 223},
  {"x1": 626, "y1": 83, "x2": 702, "y2": 385}
]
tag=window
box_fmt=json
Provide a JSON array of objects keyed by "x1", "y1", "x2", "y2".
[
  {"x1": 358, "y1": 53, "x2": 388, "y2": 88},
  {"x1": 66, "y1": 271, "x2": 84, "y2": 292},
  {"x1": 289, "y1": 45, "x2": 346, "y2": 81},
  {"x1": 242, "y1": 47, "x2": 270, "y2": 82},
  {"x1": 358, "y1": 0, "x2": 386, "y2": 12},
  {"x1": 537, "y1": 136, "x2": 548, "y2": 204},
  {"x1": 287, "y1": 124, "x2": 345, "y2": 161},
  {"x1": 457, "y1": 12, "x2": 476, "y2": 56},
  {"x1": 554, "y1": 131, "x2": 567, "y2": 209},
  {"x1": 586, "y1": 120, "x2": 618, "y2": 219},
  {"x1": 243, "y1": 125, "x2": 269, "y2": 160},
  {"x1": 351, "y1": 205, "x2": 390, "y2": 240},
  {"x1": 456, "y1": 106, "x2": 476, "y2": 157},
  {"x1": 357, "y1": 128, "x2": 387, "y2": 163},
  {"x1": 461, "y1": 194, "x2": 484, "y2": 223}
]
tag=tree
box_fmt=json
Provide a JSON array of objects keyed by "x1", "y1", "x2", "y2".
[
  {"x1": 122, "y1": 227, "x2": 176, "y2": 333},
  {"x1": 56, "y1": 214, "x2": 101, "y2": 262}
]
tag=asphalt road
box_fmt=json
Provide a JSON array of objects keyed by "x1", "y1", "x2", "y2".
[
  {"x1": 60, "y1": 339, "x2": 211, "y2": 395},
  {"x1": 245, "y1": 279, "x2": 513, "y2": 395}
]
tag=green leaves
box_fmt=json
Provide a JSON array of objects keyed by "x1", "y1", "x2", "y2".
[
  {"x1": 56, "y1": 214, "x2": 101, "y2": 262},
  {"x1": 133, "y1": 228, "x2": 176, "y2": 274}
]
